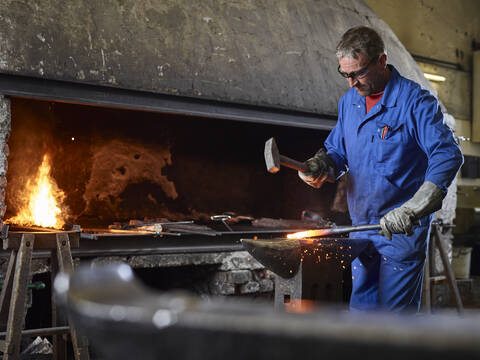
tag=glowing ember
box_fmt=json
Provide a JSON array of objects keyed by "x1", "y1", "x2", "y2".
[
  {"x1": 8, "y1": 154, "x2": 67, "y2": 228},
  {"x1": 285, "y1": 299, "x2": 316, "y2": 313},
  {"x1": 287, "y1": 229, "x2": 329, "y2": 239}
]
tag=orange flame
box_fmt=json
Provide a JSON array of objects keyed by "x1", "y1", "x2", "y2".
[{"x1": 8, "y1": 154, "x2": 67, "y2": 229}]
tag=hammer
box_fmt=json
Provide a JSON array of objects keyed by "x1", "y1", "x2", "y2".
[{"x1": 264, "y1": 137, "x2": 308, "y2": 174}]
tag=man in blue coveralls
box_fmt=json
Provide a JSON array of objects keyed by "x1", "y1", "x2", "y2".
[{"x1": 298, "y1": 26, "x2": 463, "y2": 312}]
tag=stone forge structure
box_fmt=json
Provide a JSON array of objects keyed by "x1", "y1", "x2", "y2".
[
  {"x1": 0, "y1": 0, "x2": 458, "y2": 293},
  {"x1": 0, "y1": 97, "x2": 9, "y2": 222}
]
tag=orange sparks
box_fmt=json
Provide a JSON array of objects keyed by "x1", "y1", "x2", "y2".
[
  {"x1": 287, "y1": 229, "x2": 330, "y2": 239},
  {"x1": 8, "y1": 154, "x2": 67, "y2": 229}
]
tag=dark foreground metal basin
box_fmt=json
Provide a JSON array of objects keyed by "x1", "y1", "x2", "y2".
[
  {"x1": 56, "y1": 264, "x2": 480, "y2": 360},
  {"x1": 241, "y1": 237, "x2": 372, "y2": 278}
]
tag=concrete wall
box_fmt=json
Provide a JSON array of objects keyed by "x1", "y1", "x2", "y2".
[
  {"x1": 366, "y1": 0, "x2": 480, "y2": 187},
  {"x1": 0, "y1": 0, "x2": 436, "y2": 115},
  {"x1": 365, "y1": 0, "x2": 480, "y2": 72}
]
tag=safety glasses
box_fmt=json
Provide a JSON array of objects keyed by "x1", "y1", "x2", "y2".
[{"x1": 337, "y1": 56, "x2": 378, "y2": 80}]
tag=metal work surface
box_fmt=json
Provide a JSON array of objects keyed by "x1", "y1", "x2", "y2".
[
  {"x1": 241, "y1": 237, "x2": 371, "y2": 278},
  {"x1": 57, "y1": 263, "x2": 480, "y2": 360},
  {"x1": 0, "y1": 228, "x2": 315, "y2": 259},
  {"x1": 242, "y1": 237, "x2": 371, "y2": 307},
  {"x1": 75, "y1": 228, "x2": 306, "y2": 257}
]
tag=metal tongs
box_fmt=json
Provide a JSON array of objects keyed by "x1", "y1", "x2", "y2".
[
  {"x1": 210, "y1": 215, "x2": 233, "y2": 232},
  {"x1": 124, "y1": 221, "x2": 195, "y2": 236}
]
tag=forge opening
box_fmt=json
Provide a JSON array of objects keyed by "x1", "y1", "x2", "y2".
[{"x1": 6, "y1": 97, "x2": 341, "y2": 228}]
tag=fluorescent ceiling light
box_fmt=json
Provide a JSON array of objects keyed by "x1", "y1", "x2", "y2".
[{"x1": 424, "y1": 73, "x2": 446, "y2": 82}]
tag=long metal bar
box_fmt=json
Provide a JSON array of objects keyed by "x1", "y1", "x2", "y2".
[
  {"x1": 288, "y1": 224, "x2": 380, "y2": 239},
  {"x1": 323, "y1": 224, "x2": 381, "y2": 235},
  {"x1": 215, "y1": 229, "x2": 315, "y2": 235},
  {"x1": 125, "y1": 221, "x2": 194, "y2": 228},
  {"x1": 422, "y1": 246, "x2": 431, "y2": 313},
  {"x1": 71, "y1": 244, "x2": 245, "y2": 257},
  {"x1": 0, "y1": 73, "x2": 337, "y2": 130},
  {"x1": 0, "y1": 326, "x2": 70, "y2": 338},
  {"x1": 162, "y1": 228, "x2": 218, "y2": 237},
  {"x1": 411, "y1": 54, "x2": 465, "y2": 71},
  {"x1": 432, "y1": 225, "x2": 464, "y2": 315}
]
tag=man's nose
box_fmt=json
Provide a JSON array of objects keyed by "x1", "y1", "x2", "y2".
[{"x1": 347, "y1": 77, "x2": 358, "y2": 88}]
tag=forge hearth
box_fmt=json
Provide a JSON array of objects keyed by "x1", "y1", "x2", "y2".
[
  {"x1": 5, "y1": 97, "x2": 340, "y2": 231},
  {"x1": 1, "y1": 82, "x2": 345, "y2": 308},
  {"x1": 242, "y1": 237, "x2": 371, "y2": 308}
]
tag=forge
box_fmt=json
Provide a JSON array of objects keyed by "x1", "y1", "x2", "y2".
[
  {"x1": 4, "y1": 97, "x2": 340, "y2": 234},
  {"x1": 5, "y1": 97, "x2": 337, "y2": 231},
  {"x1": 0, "y1": 92, "x2": 344, "y2": 314}
]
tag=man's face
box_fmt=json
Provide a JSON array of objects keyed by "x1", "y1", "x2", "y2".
[{"x1": 338, "y1": 52, "x2": 386, "y2": 96}]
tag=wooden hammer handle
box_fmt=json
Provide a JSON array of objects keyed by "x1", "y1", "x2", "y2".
[{"x1": 279, "y1": 155, "x2": 308, "y2": 172}]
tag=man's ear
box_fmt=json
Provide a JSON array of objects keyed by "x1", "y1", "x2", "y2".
[{"x1": 378, "y1": 53, "x2": 387, "y2": 66}]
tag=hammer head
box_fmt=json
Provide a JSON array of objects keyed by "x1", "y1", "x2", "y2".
[{"x1": 264, "y1": 137, "x2": 280, "y2": 173}]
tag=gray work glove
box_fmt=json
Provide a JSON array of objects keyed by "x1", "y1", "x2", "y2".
[
  {"x1": 298, "y1": 149, "x2": 336, "y2": 189},
  {"x1": 379, "y1": 181, "x2": 444, "y2": 240}
]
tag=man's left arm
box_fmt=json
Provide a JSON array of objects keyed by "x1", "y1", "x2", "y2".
[{"x1": 380, "y1": 91, "x2": 463, "y2": 240}]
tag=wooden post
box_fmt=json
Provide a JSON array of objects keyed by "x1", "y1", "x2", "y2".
[{"x1": 1, "y1": 234, "x2": 35, "y2": 360}]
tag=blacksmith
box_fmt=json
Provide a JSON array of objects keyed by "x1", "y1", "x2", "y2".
[{"x1": 298, "y1": 26, "x2": 463, "y2": 312}]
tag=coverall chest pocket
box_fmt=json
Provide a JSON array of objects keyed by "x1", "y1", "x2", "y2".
[{"x1": 375, "y1": 122, "x2": 407, "y2": 171}]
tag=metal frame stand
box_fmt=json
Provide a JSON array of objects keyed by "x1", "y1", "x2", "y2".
[
  {"x1": 422, "y1": 223, "x2": 464, "y2": 315},
  {"x1": 0, "y1": 231, "x2": 89, "y2": 360}
]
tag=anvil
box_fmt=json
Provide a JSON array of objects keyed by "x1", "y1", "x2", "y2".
[{"x1": 241, "y1": 237, "x2": 371, "y2": 307}]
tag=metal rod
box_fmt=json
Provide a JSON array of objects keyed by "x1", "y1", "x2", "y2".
[
  {"x1": 164, "y1": 228, "x2": 218, "y2": 237},
  {"x1": 411, "y1": 53, "x2": 465, "y2": 71},
  {"x1": 215, "y1": 229, "x2": 314, "y2": 235},
  {"x1": 125, "y1": 221, "x2": 194, "y2": 229},
  {"x1": 324, "y1": 224, "x2": 381, "y2": 236},
  {"x1": 422, "y1": 246, "x2": 431, "y2": 314},
  {"x1": 0, "y1": 326, "x2": 70, "y2": 338},
  {"x1": 307, "y1": 222, "x2": 422, "y2": 237},
  {"x1": 432, "y1": 225, "x2": 464, "y2": 315}
]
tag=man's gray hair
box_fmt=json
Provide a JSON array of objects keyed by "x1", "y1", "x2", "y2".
[{"x1": 336, "y1": 26, "x2": 386, "y2": 60}]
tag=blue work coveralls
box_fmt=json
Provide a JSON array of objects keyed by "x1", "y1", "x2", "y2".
[{"x1": 324, "y1": 65, "x2": 463, "y2": 312}]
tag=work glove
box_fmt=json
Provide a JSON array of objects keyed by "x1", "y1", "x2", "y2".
[
  {"x1": 379, "y1": 181, "x2": 444, "y2": 240},
  {"x1": 298, "y1": 149, "x2": 336, "y2": 189}
]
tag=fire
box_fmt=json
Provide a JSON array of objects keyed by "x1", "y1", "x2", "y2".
[
  {"x1": 8, "y1": 154, "x2": 67, "y2": 229},
  {"x1": 287, "y1": 229, "x2": 329, "y2": 239}
]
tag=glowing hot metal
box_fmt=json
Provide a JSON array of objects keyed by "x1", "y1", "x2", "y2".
[
  {"x1": 287, "y1": 224, "x2": 384, "y2": 239},
  {"x1": 287, "y1": 229, "x2": 329, "y2": 239}
]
